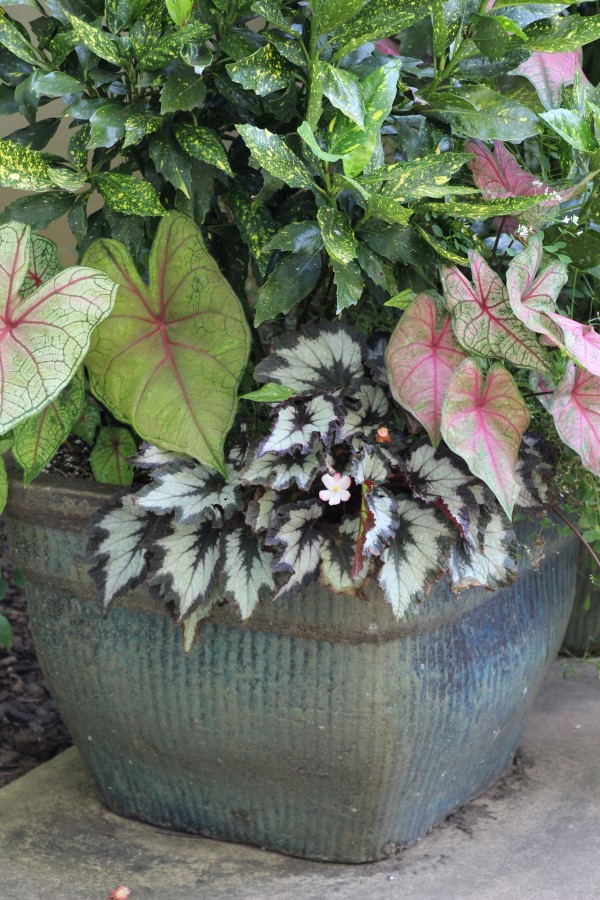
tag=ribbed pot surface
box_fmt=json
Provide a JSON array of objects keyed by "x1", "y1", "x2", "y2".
[
  {"x1": 562, "y1": 544, "x2": 600, "y2": 656},
  {"x1": 5, "y1": 474, "x2": 577, "y2": 862}
]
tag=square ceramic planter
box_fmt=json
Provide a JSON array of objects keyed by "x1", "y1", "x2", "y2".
[{"x1": 6, "y1": 473, "x2": 577, "y2": 862}]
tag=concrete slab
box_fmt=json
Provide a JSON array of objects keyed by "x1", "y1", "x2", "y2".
[{"x1": 0, "y1": 660, "x2": 599, "y2": 900}]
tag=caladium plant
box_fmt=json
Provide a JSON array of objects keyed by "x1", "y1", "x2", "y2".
[{"x1": 0, "y1": 0, "x2": 597, "y2": 639}]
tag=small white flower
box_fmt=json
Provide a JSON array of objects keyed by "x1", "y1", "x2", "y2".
[
  {"x1": 319, "y1": 472, "x2": 352, "y2": 505},
  {"x1": 515, "y1": 224, "x2": 531, "y2": 240},
  {"x1": 532, "y1": 179, "x2": 544, "y2": 187}
]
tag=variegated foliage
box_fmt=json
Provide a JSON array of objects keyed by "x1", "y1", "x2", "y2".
[{"x1": 87, "y1": 322, "x2": 555, "y2": 649}]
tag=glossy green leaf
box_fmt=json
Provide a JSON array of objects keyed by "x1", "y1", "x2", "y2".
[
  {"x1": 297, "y1": 120, "x2": 344, "y2": 162},
  {"x1": 97, "y1": 173, "x2": 165, "y2": 217},
  {"x1": 87, "y1": 104, "x2": 128, "y2": 150},
  {"x1": 175, "y1": 124, "x2": 232, "y2": 175},
  {"x1": 31, "y1": 70, "x2": 82, "y2": 98},
  {"x1": 262, "y1": 221, "x2": 323, "y2": 255},
  {"x1": 255, "y1": 251, "x2": 322, "y2": 326},
  {"x1": 90, "y1": 426, "x2": 136, "y2": 485},
  {"x1": 150, "y1": 133, "x2": 191, "y2": 197},
  {"x1": 471, "y1": 12, "x2": 516, "y2": 62},
  {"x1": 138, "y1": 22, "x2": 211, "y2": 70},
  {"x1": 317, "y1": 206, "x2": 357, "y2": 264},
  {"x1": 160, "y1": 68, "x2": 207, "y2": 114},
  {"x1": 227, "y1": 185, "x2": 277, "y2": 276},
  {"x1": 71, "y1": 396, "x2": 101, "y2": 444},
  {"x1": 0, "y1": 191, "x2": 75, "y2": 229},
  {"x1": 0, "y1": 13, "x2": 38, "y2": 65},
  {"x1": 320, "y1": 61, "x2": 364, "y2": 128},
  {"x1": 0, "y1": 139, "x2": 53, "y2": 190},
  {"x1": 227, "y1": 43, "x2": 292, "y2": 97},
  {"x1": 0, "y1": 610, "x2": 11, "y2": 651},
  {"x1": 333, "y1": 0, "x2": 428, "y2": 59},
  {"x1": 319, "y1": 0, "x2": 364, "y2": 32},
  {"x1": 251, "y1": 0, "x2": 294, "y2": 32},
  {"x1": 367, "y1": 194, "x2": 413, "y2": 226},
  {"x1": 524, "y1": 13, "x2": 600, "y2": 54},
  {"x1": 540, "y1": 109, "x2": 598, "y2": 152},
  {"x1": 237, "y1": 124, "x2": 314, "y2": 189},
  {"x1": 432, "y1": 85, "x2": 541, "y2": 141},
  {"x1": 241, "y1": 383, "x2": 298, "y2": 402},
  {"x1": 362, "y1": 151, "x2": 472, "y2": 199},
  {"x1": 166, "y1": 0, "x2": 193, "y2": 27},
  {"x1": 423, "y1": 195, "x2": 543, "y2": 218},
  {"x1": 13, "y1": 368, "x2": 84, "y2": 485},
  {"x1": 82, "y1": 213, "x2": 250, "y2": 473},
  {"x1": 385, "y1": 288, "x2": 416, "y2": 309},
  {"x1": 332, "y1": 257, "x2": 363, "y2": 313},
  {"x1": 66, "y1": 13, "x2": 124, "y2": 65},
  {"x1": 123, "y1": 113, "x2": 162, "y2": 149}
]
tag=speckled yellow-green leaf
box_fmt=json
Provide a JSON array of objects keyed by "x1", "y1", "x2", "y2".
[
  {"x1": 522, "y1": 13, "x2": 600, "y2": 53},
  {"x1": 90, "y1": 426, "x2": 137, "y2": 486},
  {"x1": 251, "y1": 0, "x2": 294, "y2": 33},
  {"x1": 227, "y1": 185, "x2": 277, "y2": 277},
  {"x1": 424, "y1": 196, "x2": 545, "y2": 219},
  {"x1": 317, "y1": 207, "x2": 357, "y2": 264},
  {"x1": 237, "y1": 124, "x2": 314, "y2": 189},
  {"x1": 0, "y1": 140, "x2": 53, "y2": 191},
  {"x1": 319, "y1": 0, "x2": 365, "y2": 32},
  {"x1": 367, "y1": 194, "x2": 413, "y2": 226},
  {"x1": 13, "y1": 368, "x2": 85, "y2": 486},
  {"x1": 123, "y1": 113, "x2": 163, "y2": 149},
  {"x1": 332, "y1": 257, "x2": 363, "y2": 313},
  {"x1": 66, "y1": 13, "x2": 124, "y2": 66},
  {"x1": 333, "y1": 0, "x2": 428, "y2": 60},
  {"x1": 48, "y1": 168, "x2": 88, "y2": 193},
  {"x1": 138, "y1": 22, "x2": 211, "y2": 70},
  {"x1": 360, "y1": 152, "x2": 473, "y2": 200},
  {"x1": 175, "y1": 124, "x2": 233, "y2": 176},
  {"x1": 227, "y1": 44, "x2": 293, "y2": 98},
  {"x1": 97, "y1": 173, "x2": 165, "y2": 217},
  {"x1": 320, "y1": 61, "x2": 365, "y2": 129},
  {"x1": 0, "y1": 12, "x2": 39, "y2": 65},
  {"x1": 68, "y1": 125, "x2": 90, "y2": 169}
]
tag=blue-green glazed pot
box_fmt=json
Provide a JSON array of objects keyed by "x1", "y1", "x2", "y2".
[
  {"x1": 6, "y1": 474, "x2": 577, "y2": 862},
  {"x1": 562, "y1": 544, "x2": 600, "y2": 656}
]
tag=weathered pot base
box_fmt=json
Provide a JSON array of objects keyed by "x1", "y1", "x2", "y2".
[{"x1": 6, "y1": 476, "x2": 577, "y2": 862}]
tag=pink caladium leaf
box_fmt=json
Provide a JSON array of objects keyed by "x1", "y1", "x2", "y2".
[
  {"x1": 441, "y1": 359, "x2": 530, "y2": 519},
  {"x1": 441, "y1": 253, "x2": 552, "y2": 373},
  {"x1": 547, "y1": 315, "x2": 600, "y2": 378},
  {"x1": 550, "y1": 362, "x2": 600, "y2": 478},
  {"x1": 510, "y1": 50, "x2": 584, "y2": 111},
  {"x1": 0, "y1": 222, "x2": 117, "y2": 433},
  {"x1": 385, "y1": 293, "x2": 467, "y2": 446},
  {"x1": 506, "y1": 235, "x2": 566, "y2": 343},
  {"x1": 466, "y1": 140, "x2": 550, "y2": 201}
]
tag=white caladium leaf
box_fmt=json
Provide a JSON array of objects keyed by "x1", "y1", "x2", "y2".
[
  {"x1": 245, "y1": 488, "x2": 278, "y2": 532},
  {"x1": 336, "y1": 380, "x2": 390, "y2": 441},
  {"x1": 257, "y1": 395, "x2": 342, "y2": 457},
  {"x1": 132, "y1": 443, "x2": 187, "y2": 469},
  {"x1": 87, "y1": 493, "x2": 152, "y2": 610},
  {"x1": 550, "y1": 362, "x2": 600, "y2": 477},
  {"x1": 266, "y1": 500, "x2": 324, "y2": 600},
  {"x1": 505, "y1": 235, "x2": 566, "y2": 343},
  {"x1": 351, "y1": 442, "x2": 401, "y2": 485},
  {"x1": 320, "y1": 517, "x2": 369, "y2": 593},
  {"x1": 385, "y1": 293, "x2": 467, "y2": 446},
  {"x1": 402, "y1": 441, "x2": 483, "y2": 549},
  {"x1": 379, "y1": 499, "x2": 453, "y2": 619},
  {"x1": 241, "y1": 443, "x2": 325, "y2": 490},
  {"x1": 441, "y1": 253, "x2": 552, "y2": 373},
  {"x1": 253, "y1": 322, "x2": 364, "y2": 396},
  {"x1": 223, "y1": 528, "x2": 275, "y2": 618},
  {"x1": 21, "y1": 234, "x2": 61, "y2": 298},
  {"x1": 449, "y1": 507, "x2": 517, "y2": 591},
  {"x1": 0, "y1": 222, "x2": 117, "y2": 432},
  {"x1": 154, "y1": 521, "x2": 222, "y2": 619},
  {"x1": 441, "y1": 360, "x2": 530, "y2": 519},
  {"x1": 136, "y1": 460, "x2": 242, "y2": 526}
]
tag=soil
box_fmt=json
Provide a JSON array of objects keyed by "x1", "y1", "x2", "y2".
[{"x1": 0, "y1": 545, "x2": 72, "y2": 789}]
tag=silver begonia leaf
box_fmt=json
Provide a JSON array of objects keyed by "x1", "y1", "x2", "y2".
[
  {"x1": 351, "y1": 442, "x2": 401, "y2": 485},
  {"x1": 363, "y1": 485, "x2": 400, "y2": 558},
  {"x1": 241, "y1": 443, "x2": 325, "y2": 490},
  {"x1": 449, "y1": 507, "x2": 517, "y2": 591},
  {"x1": 245, "y1": 488, "x2": 278, "y2": 532},
  {"x1": 253, "y1": 322, "x2": 365, "y2": 396},
  {"x1": 132, "y1": 443, "x2": 187, "y2": 469},
  {"x1": 257, "y1": 395, "x2": 342, "y2": 457},
  {"x1": 223, "y1": 528, "x2": 275, "y2": 618},
  {"x1": 136, "y1": 461, "x2": 242, "y2": 526},
  {"x1": 320, "y1": 517, "x2": 369, "y2": 593},
  {"x1": 154, "y1": 522, "x2": 222, "y2": 619},
  {"x1": 514, "y1": 434, "x2": 554, "y2": 509},
  {"x1": 266, "y1": 500, "x2": 324, "y2": 600},
  {"x1": 379, "y1": 499, "x2": 454, "y2": 618},
  {"x1": 336, "y1": 380, "x2": 390, "y2": 441},
  {"x1": 87, "y1": 493, "x2": 152, "y2": 609}
]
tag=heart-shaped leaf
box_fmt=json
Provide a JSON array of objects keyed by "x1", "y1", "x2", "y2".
[
  {"x1": 0, "y1": 222, "x2": 117, "y2": 433},
  {"x1": 385, "y1": 293, "x2": 467, "y2": 446},
  {"x1": 506, "y1": 235, "x2": 568, "y2": 343},
  {"x1": 82, "y1": 213, "x2": 250, "y2": 474},
  {"x1": 550, "y1": 362, "x2": 600, "y2": 478},
  {"x1": 466, "y1": 139, "x2": 549, "y2": 200},
  {"x1": 21, "y1": 234, "x2": 61, "y2": 298},
  {"x1": 441, "y1": 360, "x2": 530, "y2": 518},
  {"x1": 510, "y1": 50, "x2": 584, "y2": 111},
  {"x1": 441, "y1": 252, "x2": 552, "y2": 372},
  {"x1": 549, "y1": 316, "x2": 600, "y2": 377}
]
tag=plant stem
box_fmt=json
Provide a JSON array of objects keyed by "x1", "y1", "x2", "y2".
[{"x1": 551, "y1": 505, "x2": 600, "y2": 571}]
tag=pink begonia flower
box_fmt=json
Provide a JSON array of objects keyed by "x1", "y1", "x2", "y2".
[
  {"x1": 108, "y1": 888, "x2": 132, "y2": 900},
  {"x1": 319, "y1": 473, "x2": 352, "y2": 505}
]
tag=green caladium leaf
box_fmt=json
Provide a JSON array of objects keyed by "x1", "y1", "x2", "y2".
[
  {"x1": 82, "y1": 213, "x2": 250, "y2": 474},
  {"x1": 237, "y1": 124, "x2": 314, "y2": 189},
  {"x1": 317, "y1": 207, "x2": 357, "y2": 264},
  {"x1": 175, "y1": 124, "x2": 232, "y2": 175},
  {"x1": 0, "y1": 140, "x2": 53, "y2": 190},
  {"x1": 227, "y1": 43, "x2": 293, "y2": 97},
  {"x1": 332, "y1": 258, "x2": 363, "y2": 313},
  {"x1": 97, "y1": 173, "x2": 165, "y2": 217},
  {"x1": 13, "y1": 368, "x2": 85, "y2": 485},
  {"x1": 160, "y1": 68, "x2": 207, "y2": 114},
  {"x1": 333, "y1": 0, "x2": 428, "y2": 60},
  {"x1": 150, "y1": 132, "x2": 191, "y2": 197},
  {"x1": 90, "y1": 426, "x2": 137, "y2": 485},
  {"x1": 0, "y1": 223, "x2": 117, "y2": 433},
  {"x1": 540, "y1": 109, "x2": 598, "y2": 152},
  {"x1": 0, "y1": 13, "x2": 39, "y2": 65},
  {"x1": 71, "y1": 395, "x2": 100, "y2": 444},
  {"x1": 254, "y1": 250, "x2": 322, "y2": 326},
  {"x1": 66, "y1": 13, "x2": 125, "y2": 65},
  {"x1": 319, "y1": 61, "x2": 365, "y2": 129}
]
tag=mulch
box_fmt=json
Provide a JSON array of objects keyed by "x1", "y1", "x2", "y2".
[{"x1": 0, "y1": 557, "x2": 72, "y2": 789}]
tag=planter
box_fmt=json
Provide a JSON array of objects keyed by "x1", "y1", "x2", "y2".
[
  {"x1": 562, "y1": 544, "x2": 600, "y2": 657},
  {"x1": 6, "y1": 474, "x2": 577, "y2": 863}
]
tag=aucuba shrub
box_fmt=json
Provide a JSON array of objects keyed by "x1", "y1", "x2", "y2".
[{"x1": 0, "y1": 0, "x2": 600, "y2": 638}]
